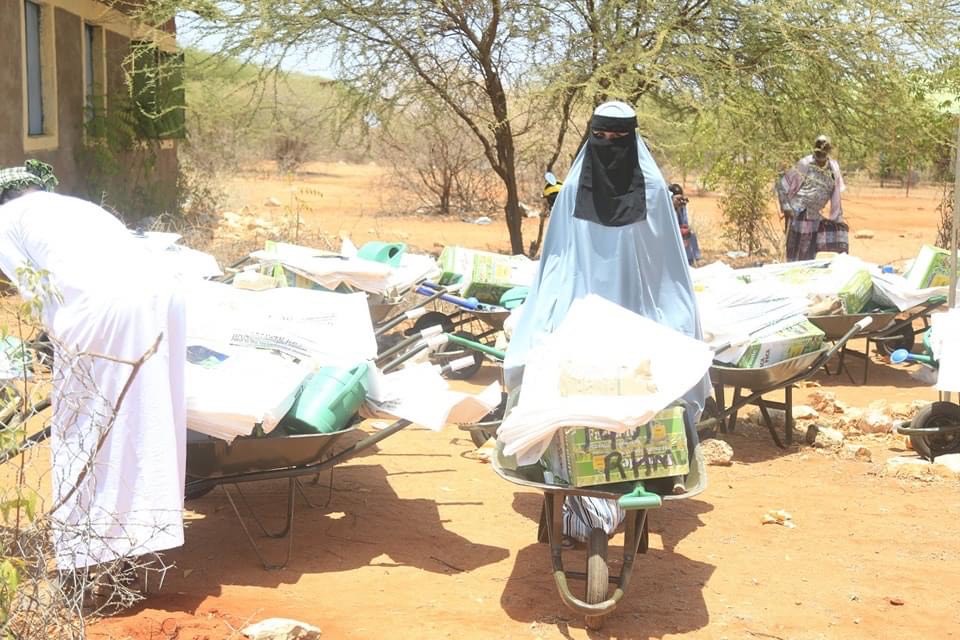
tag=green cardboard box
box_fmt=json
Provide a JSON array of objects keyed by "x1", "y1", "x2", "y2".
[
  {"x1": 837, "y1": 269, "x2": 873, "y2": 314},
  {"x1": 735, "y1": 318, "x2": 825, "y2": 369},
  {"x1": 543, "y1": 406, "x2": 689, "y2": 488},
  {"x1": 906, "y1": 244, "x2": 956, "y2": 289},
  {"x1": 438, "y1": 246, "x2": 535, "y2": 304}
]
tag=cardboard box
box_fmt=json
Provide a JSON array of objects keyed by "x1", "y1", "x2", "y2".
[
  {"x1": 773, "y1": 264, "x2": 873, "y2": 314},
  {"x1": 543, "y1": 406, "x2": 689, "y2": 487},
  {"x1": 906, "y1": 245, "x2": 955, "y2": 289},
  {"x1": 438, "y1": 246, "x2": 535, "y2": 304},
  {"x1": 736, "y1": 318, "x2": 825, "y2": 368},
  {"x1": 837, "y1": 269, "x2": 873, "y2": 314}
]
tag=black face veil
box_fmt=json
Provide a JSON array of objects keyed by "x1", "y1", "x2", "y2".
[{"x1": 574, "y1": 113, "x2": 646, "y2": 227}]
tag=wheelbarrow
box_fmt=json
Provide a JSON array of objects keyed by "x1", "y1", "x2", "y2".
[
  {"x1": 889, "y1": 329, "x2": 960, "y2": 461},
  {"x1": 808, "y1": 295, "x2": 945, "y2": 385},
  {"x1": 491, "y1": 434, "x2": 707, "y2": 630}
]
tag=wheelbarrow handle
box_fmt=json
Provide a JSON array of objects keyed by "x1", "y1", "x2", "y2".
[
  {"x1": 617, "y1": 482, "x2": 663, "y2": 511},
  {"x1": 823, "y1": 316, "x2": 873, "y2": 360}
]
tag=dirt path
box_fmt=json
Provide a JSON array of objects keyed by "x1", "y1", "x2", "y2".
[{"x1": 90, "y1": 164, "x2": 960, "y2": 639}]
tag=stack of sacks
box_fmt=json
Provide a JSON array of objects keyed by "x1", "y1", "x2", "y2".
[
  {"x1": 692, "y1": 261, "x2": 810, "y2": 361},
  {"x1": 250, "y1": 238, "x2": 440, "y2": 296},
  {"x1": 182, "y1": 281, "x2": 378, "y2": 441}
]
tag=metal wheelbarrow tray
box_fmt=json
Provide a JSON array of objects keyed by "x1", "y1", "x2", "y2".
[
  {"x1": 705, "y1": 317, "x2": 873, "y2": 448},
  {"x1": 807, "y1": 295, "x2": 945, "y2": 385},
  {"x1": 184, "y1": 418, "x2": 412, "y2": 569},
  {"x1": 491, "y1": 443, "x2": 706, "y2": 630}
]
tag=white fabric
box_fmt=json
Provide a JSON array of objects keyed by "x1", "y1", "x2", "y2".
[
  {"x1": 131, "y1": 233, "x2": 223, "y2": 280},
  {"x1": 498, "y1": 296, "x2": 712, "y2": 466},
  {"x1": 932, "y1": 309, "x2": 960, "y2": 392},
  {"x1": 0, "y1": 192, "x2": 186, "y2": 569}
]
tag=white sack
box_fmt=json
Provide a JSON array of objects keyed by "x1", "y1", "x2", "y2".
[{"x1": 497, "y1": 295, "x2": 712, "y2": 465}]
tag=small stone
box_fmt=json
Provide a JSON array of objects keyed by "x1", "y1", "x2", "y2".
[
  {"x1": 889, "y1": 597, "x2": 905, "y2": 606},
  {"x1": 700, "y1": 439, "x2": 734, "y2": 466},
  {"x1": 809, "y1": 391, "x2": 838, "y2": 414},
  {"x1": 793, "y1": 404, "x2": 818, "y2": 420},
  {"x1": 859, "y1": 410, "x2": 894, "y2": 434},
  {"x1": 840, "y1": 443, "x2": 872, "y2": 462},
  {"x1": 812, "y1": 425, "x2": 845, "y2": 449},
  {"x1": 835, "y1": 407, "x2": 865, "y2": 433},
  {"x1": 854, "y1": 229, "x2": 876, "y2": 239},
  {"x1": 264, "y1": 197, "x2": 282, "y2": 207},
  {"x1": 242, "y1": 618, "x2": 322, "y2": 640}
]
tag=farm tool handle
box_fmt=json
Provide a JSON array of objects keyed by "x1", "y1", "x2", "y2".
[
  {"x1": 416, "y1": 284, "x2": 481, "y2": 310},
  {"x1": 445, "y1": 333, "x2": 506, "y2": 361},
  {"x1": 375, "y1": 280, "x2": 446, "y2": 334}
]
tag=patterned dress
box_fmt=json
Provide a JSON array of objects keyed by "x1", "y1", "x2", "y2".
[{"x1": 784, "y1": 162, "x2": 835, "y2": 260}]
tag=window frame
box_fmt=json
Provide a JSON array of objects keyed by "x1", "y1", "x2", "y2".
[
  {"x1": 21, "y1": 0, "x2": 59, "y2": 151},
  {"x1": 81, "y1": 20, "x2": 107, "y2": 131}
]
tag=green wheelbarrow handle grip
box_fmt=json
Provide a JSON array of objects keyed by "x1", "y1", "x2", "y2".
[{"x1": 618, "y1": 483, "x2": 662, "y2": 511}]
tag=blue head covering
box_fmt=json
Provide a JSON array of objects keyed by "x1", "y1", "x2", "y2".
[{"x1": 504, "y1": 102, "x2": 711, "y2": 428}]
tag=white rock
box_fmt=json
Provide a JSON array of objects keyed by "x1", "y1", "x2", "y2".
[
  {"x1": 264, "y1": 197, "x2": 283, "y2": 207},
  {"x1": 243, "y1": 618, "x2": 322, "y2": 640},
  {"x1": 854, "y1": 230, "x2": 875, "y2": 239},
  {"x1": 934, "y1": 453, "x2": 960, "y2": 475},
  {"x1": 793, "y1": 405, "x2": 818, "y2": 420},
  {"x1": 859, "y1": 410, "x2": 894, "y2": 434},
  {"x1": 840, "y1": 444, "x2": 872, "y2": 462},
  {"x1": 810, "y1": 425, "x2": 845, "y2": 449},
  {"x1": 809, "y1": 391, "x2": 838, "y2": 415},
  {"x1": 700, "y1": 439, "x2": 734, "y2": 466},
  {"x1": 884, "y1": 456, "x2": 957, "y2": 480},
  {"x1": 835, "y1": 407, "x2": 865, "y2": 433}
]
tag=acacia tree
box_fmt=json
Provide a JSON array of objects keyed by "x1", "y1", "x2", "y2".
[{"x1": 137, "y1": 0, "x2": 960, "y2": 253}]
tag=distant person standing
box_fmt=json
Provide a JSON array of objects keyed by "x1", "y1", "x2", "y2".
[
  {"x1": 776, "y1": 135, "x2": 848, "y2": 261},
  {"x1": 668, "y1": 183, "x2": 701, "y2": 266}
]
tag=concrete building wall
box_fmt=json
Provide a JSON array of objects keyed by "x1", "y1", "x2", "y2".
[{"x1": 1, "y1": 0, "x2": 179, "y2": 217}]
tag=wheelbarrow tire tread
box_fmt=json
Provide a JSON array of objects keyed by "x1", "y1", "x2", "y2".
[
  {"x1": 909, "y1": 401, "x2": 960, "y2": 460},
  {"x1": 585, "y1": 528, "x2": 609, "y2": 630}
]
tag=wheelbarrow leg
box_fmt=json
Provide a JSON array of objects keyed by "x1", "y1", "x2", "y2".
[{"x1": 222, "y1": 479, "x2": 297, "y2": 570}]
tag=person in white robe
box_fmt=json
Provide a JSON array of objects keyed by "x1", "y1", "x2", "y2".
[{"x1": 0, "y1": 161, "x2": 186, "y2": 571}]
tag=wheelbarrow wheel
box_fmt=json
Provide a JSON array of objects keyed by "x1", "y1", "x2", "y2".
[
  {"x1": 876, "y1": 324, "x2": 916, "y2": 357},
  {"x1": 909, "y1": 401, "x2": 960, "y2": 460},
  {"x1": 584, "y1": 527, "x2": 609, "y2": 630},
  {"x1": 434, "y1": 331, "x2": 484, "y2": 380},
  {"x1": 406, "y1": 311, "x2": 455, "y2": 336}
]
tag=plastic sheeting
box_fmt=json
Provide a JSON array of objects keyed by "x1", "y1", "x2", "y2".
[{"x1": 504, "y1": 133, "x2": 711, "y2": 424}]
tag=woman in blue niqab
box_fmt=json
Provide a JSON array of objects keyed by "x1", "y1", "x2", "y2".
[{"x1": 503, "y1": 101, "x2": 711, "y2": 542}]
